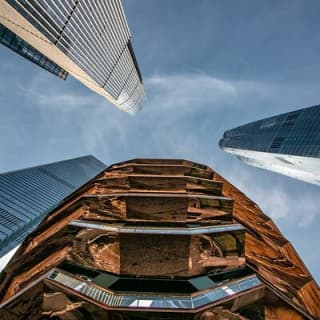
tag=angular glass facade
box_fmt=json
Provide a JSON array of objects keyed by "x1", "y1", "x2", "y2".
[
  {"x1": 0, "y1": 155, "x2": 106, "y2": 257},
  {"x1": 1, "y1": 0, "x2": 144, "y2": 113},
  {"x1": 220, "y1": 104, "x2": 320, "y2": 184},
  {"x1": 220, "y1": 104, "x2": 320, "y2": 157},
  {"x1": 0, "y1": 24, "x2": 68, "y2": 79}
]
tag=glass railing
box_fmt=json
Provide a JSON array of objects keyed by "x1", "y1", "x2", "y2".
[
  {"x1": 69, "y1": 220, "x2": 245, "y2": 235},
  {"x1": 47, "y1": 268, "x2": 262, "y2": 310}
]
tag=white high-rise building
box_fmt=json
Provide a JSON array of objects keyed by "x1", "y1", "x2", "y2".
[
  {"x1": 220, "y1": 104, "x2": 320, "y2": 185},
  {"x1": 0, "y1": 0, "x2": 144, "y2": 113}
]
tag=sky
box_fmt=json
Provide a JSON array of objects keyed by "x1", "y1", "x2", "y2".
[{"x1": 0, "y1": 0, "x2": 319, "y2": 282}]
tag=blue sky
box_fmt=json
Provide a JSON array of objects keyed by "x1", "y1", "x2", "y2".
[{"x1": 0, "y1": 0, "x2": 319, "y2": 281}]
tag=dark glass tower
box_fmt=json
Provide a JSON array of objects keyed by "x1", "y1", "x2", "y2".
[
  {"x1": 220, "y1": 104, "x2": 320, "y2": 185},
  {"x1": 0, "y1": 155, "x2": 106, "y2": 259}
]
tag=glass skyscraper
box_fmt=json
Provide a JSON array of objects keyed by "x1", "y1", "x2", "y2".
[
  {"x1": 0, "y1": 24, "x2": 68, "y2": 79},
  {"x1": 0, "y1": 0, "x2": 144, "y2": 113},
  {"x1": 220, "y1": 104, "x2": 320, "y2": 185},
  {"x1": 0, "y1": 155, "x2": 106, "y2": 258}
]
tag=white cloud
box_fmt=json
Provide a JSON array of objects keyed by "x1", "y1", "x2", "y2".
[
  {"x1": 37, "y1": 93, "x2": 95, "y2": 109},
  {"x1": 17, "y1": 71, "x2": 320, "y2": 228},
  {"x1": 0, "y1": 245, "x2": 20, "y2": 272},
  {"x1": 19, "y1": 73, "x2": 100, "y2": 111},
  {"x1": 146, "y1": 73, "x2": 237, "y2": 111},
  {"x1": 222, "y1": 162, "x2": 320, "y2": 225}
]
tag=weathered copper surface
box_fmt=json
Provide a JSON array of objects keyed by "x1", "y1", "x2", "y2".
[
  {"x1": 214, "y1": 173, "x2": 320, "y2": 317},
  {"x1": 0, "y1": 159, "x2": 318, "y2": 320}
]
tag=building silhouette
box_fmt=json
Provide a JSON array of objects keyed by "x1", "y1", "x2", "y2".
[
  {"x1": 220, "y1": 104, "x2": 320, "y2": 185},
  {"x1": 0, "y1": 155, "x2": 106, "y2": 260},
  {"x1": 0, "y1": 0, "x2": 144, "y2": 113},
  {"x1": 0, "y1": 159, "x2": 318, "y2": 320}
]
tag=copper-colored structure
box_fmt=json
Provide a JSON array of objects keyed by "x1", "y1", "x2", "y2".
[{"x1": 0, "y1": 159, "x2": 319, "y2": 320}]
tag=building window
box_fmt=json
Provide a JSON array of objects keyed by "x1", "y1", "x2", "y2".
[
  {"x1": 270, "y1": 137, "x2": 285, "y2": 149},
  {"x1": 282, "y1": 113, "x2": 299, "y2": 126}
]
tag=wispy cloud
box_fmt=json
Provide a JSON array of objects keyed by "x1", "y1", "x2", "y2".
[
  {"x1": 37, "y1": 93, "x2": 94, "y2": 109},
  {"x1": 19, "y1": 74, "x2": 100, "y2": 111},
  {"x1": 146, "y1": 73, "x2": 237, "y2": 111},
  {"x1": 15, "y1": 71, "x2": 320, "y2": 229},
  {"x1": 223, "y1": 162, "x2": 320, "y2": 226}
]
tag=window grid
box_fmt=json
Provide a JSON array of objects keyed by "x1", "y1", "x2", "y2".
[
  {"x1": 0, "y1": 156, "x2": 106, "y2": 257},
  {"x1": 5, "y1": 0, "x2": 144, "y2": 112},
  {"x1": 0, "y1": 23, "x2": 68, "y2": 79}
]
